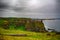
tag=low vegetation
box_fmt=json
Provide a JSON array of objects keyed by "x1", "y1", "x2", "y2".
[{"x1": 0, "y1": 28, "x2": 60, "y2": 40}]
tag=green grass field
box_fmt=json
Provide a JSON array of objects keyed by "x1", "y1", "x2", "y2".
[{"x1": 0, "y1": 28, "x2": 60, "y2": 40}]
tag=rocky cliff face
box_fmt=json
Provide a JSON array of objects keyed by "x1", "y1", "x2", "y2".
[
  {"x1": 0, "y1": 18, "x2": 47, "y2": 32},
  {"x1": 25, "y1": 20, "x2": 47, "y2": 32}
]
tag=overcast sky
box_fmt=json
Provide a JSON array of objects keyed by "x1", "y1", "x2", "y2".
[{"x1": 0, "y1": 0, "x2": 60, "y2": 32}]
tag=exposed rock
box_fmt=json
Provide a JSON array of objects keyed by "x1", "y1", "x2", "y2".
[{"x1": 0, "y1": 18, "x2": 47, "y2": 32}]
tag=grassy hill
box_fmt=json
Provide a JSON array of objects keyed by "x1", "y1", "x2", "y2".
[{"x1": 0, "y1": 28, "x2": 60, "y2": 40}]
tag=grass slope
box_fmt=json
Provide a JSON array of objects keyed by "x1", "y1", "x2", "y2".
[{"x1": 0, "y1": 28, "x2": 60, "y2": 40}]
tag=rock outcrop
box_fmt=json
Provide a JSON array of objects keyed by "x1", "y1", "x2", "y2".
[{"x1": 0, "y1": 18, "x2": 47, "y2": 32}]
